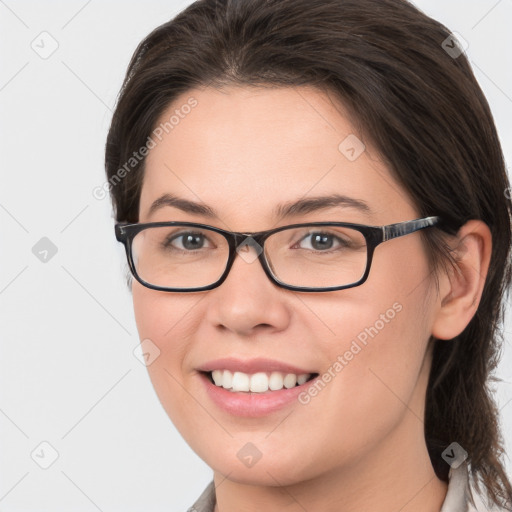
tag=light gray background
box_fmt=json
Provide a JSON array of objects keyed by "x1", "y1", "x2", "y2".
[{"x1": 0, "y1": 1, "x2": 511, "y2": 510}]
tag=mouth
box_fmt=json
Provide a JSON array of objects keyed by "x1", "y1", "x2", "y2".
[
  {"x1": 201, "y1": 369, "x2": 319, "y2": 393},
  {"x1": 195, "y1": 357, "x2": 321, "y2": 416}
]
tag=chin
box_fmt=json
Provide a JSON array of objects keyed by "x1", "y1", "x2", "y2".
[{"x1": 196, "y1": 439, "x2": 323, "y2": 487}]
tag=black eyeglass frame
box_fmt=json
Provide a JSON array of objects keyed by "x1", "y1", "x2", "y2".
[{"x1": 115, "y1": 216, "x2": 443, "y2": 293}]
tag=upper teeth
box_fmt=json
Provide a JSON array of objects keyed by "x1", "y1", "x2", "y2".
[{"x1": 211, "y1": 370, "x2": 311, "y2": 393}]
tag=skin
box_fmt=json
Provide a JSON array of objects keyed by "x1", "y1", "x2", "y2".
[{"x1": 133, "y1": 85, "x2": 492, "y2": 512}]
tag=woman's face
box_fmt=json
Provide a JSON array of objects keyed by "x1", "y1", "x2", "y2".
[{"x1": 134, "y1": 85, "x2": 440, "y2": 484}]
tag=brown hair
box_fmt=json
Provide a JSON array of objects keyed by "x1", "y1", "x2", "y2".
[{"x1": 105, "y1": 0, "x2": 512, "y2": 507}]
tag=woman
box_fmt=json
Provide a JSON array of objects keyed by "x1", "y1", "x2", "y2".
[{"x1": 104, "y1": 0, "x2": 512, "y2": 510}]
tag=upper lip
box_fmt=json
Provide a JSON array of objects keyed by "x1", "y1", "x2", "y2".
[{"x1": 197, "y1": 357, "x2": 316, "y2": 375}]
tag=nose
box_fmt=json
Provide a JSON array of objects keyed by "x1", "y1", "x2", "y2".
[{"x1": 204, "y1": 242, "x2": 291, "y2": 336}]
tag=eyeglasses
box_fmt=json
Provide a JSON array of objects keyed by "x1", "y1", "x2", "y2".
[{"x1": 115, "y1": 216, "x2": 442, "y2": 293}]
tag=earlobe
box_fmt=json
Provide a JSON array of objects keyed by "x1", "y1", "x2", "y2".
[{"x1": 430, "y1": 220, "x2": 492, "y2": 341}]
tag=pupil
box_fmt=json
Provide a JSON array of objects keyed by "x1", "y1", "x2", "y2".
[
  {"x1": 311, "y1": 233, "x2": 333, "y2": 250},
  {"x1": 183, "y1": 234, "x2": 203, "y2": 250}
]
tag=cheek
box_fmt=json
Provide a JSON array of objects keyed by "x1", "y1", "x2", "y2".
[
  {"x1": 131, "y1": 283, "x2": 199, "y2": 426},
  {"x1": 298, "y1": 252, "x2": 433, "y2": 456},
  {"x1": 132, "y1": 282, "x2": 200, "y2": 353}
]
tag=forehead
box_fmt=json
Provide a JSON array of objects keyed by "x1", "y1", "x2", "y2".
[
  {"x1": 146, "y1": 84, "x2": 356, "y2": 172},
  {"x1": 140, "y1": 85, "x2": 416, "y2": 227}
]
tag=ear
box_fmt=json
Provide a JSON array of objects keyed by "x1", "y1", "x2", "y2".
[{"x1": 431, "y1": 220, "x2": 492, "y2": 340}]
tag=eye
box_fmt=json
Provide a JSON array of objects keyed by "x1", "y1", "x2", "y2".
[
  {"x1": 164, "y1": 231, "x2": 213, "y2": 251},
  {"x1": 294, "y1": 231, "x2": 350, "y2": 252}
]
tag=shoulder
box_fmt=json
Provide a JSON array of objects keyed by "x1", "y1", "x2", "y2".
[
  {"x1": 441, "y1": 460, "x2": 510, "y2": 512},
  {"x1": 187, "y1": 480, "x2": 216, "y2": 512}
]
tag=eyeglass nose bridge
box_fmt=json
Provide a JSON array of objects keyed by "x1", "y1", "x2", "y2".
[
  {"x1": 219, "y1": 231, "x2": 276, "y2": 286},
  {"x1": 233, "y1": 233, "x2": 265, "y2": 261}
]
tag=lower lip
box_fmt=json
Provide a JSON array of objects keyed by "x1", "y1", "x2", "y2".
[{"x1": 199, "y1": 372, "x2": 318, "y2": 417}]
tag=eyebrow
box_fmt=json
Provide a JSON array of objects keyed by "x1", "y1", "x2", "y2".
[{"x1": 147, "y1": 193, "x2": 374, "y2": 221}]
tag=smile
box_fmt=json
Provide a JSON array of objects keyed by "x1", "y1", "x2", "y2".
[{"x1": 208, "y1": 370, "x2": 317, "y2": 393}]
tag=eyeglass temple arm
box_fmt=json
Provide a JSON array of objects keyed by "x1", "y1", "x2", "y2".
[{"x1": 382, "y1": 216, "x2": 441, "y2": 242}]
